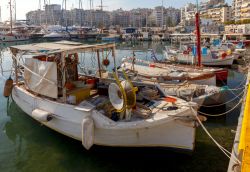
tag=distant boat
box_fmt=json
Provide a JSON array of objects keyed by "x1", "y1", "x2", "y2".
[
  {"x1": 0, "y1": 32, "x2": 29, "y2": 42},
  {"x1": 164, "y1": 46, "x2": 234, "y2": 67},
  {"x1": 43, "y1": 32, "x2": 70, "y2": 41},
  {"x1": 0, "y1": 0, "x2": 30, "y2": 42},
  {"x1": 121, "y1": 60, "x2": 217, "y2": 86},
  {"x1": 102, "y1": 34, "x2": 120, "y2": 42}
]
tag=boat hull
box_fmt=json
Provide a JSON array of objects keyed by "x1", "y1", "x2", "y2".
[
  {"x1": 12, "y1": 86, "x2": 197, "y2": 151},
  {"x1": 0, "y1": 34, "x2": 30, "y2": 42},
  {"x1": 194, "y1": 89, "x2": 227, "y2": 107},
  {"x1": 164, "y1": 51, "x2": 234, "y2": 66}
]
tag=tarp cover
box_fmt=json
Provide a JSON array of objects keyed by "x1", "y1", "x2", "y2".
[{"x1": 24, "y1": 58, "x2": 58, "y2": 98}]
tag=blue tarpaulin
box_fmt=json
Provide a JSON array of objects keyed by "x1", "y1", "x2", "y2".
[
  {"x1": 213, "y1": 39, "x2": 221, "y2": 46},
  {"x1": 202, "y1": 47, "x2": 208, "y2": 56}
]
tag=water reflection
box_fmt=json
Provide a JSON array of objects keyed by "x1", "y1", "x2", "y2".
[{"x1": 3, "y1": 96, "x2": 236, "y2": 172}]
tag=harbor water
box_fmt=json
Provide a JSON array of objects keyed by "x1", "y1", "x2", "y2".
[{"x1": 0, "y1": 41, "x2": 247, "y2": 172}]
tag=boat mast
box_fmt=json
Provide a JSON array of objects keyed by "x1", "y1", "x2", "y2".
[
  {"x1": 161, "y1": 0, "x2": 164, "y2": 29},
  {"x1": 79, "y1": 0, "x2": 83, "y2": 26},
  {"x1": 0, "y1": 6, "x2": 2, "y2": 22},
  {"x1": 195, "y1": 0, "x2": 201, "y2": 67},
  {"x1": 89, "y1": 0, "x2": 93, "y2": 27},
  {"x1": 146, "y1": 10, "x2": 148, "y2": 32},
  {"x1": 38, "y1": 0, "x2": 42, "y2": 25},
  {"x1": 14, "y1": 0, "x2": 16, "y2": 23},
  {"x1": 63, "y1": 0, "x2": 68, "y2": 31},
  {"x1": 9, "y1": 0, "x2": 13, "y2": 34}
]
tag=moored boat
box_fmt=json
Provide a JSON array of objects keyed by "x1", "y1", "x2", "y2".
[
  {"x1": 164, "y1": 46, "x2": 235, "y2": 67},
  {"x1": 7, "y1": 41, "x2": 204, "y2": 152}
]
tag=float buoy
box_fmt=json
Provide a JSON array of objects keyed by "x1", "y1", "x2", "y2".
[
  {"x1": 3, "y1": 76, "x2": 13, "y2": 98},
  {"x1": 102, "y1": 59, "x2": 110, "y2": 66},
  {"x1": 221, "y1": 52, "x2": 227, "y2": 59},
  {"x1": 32, "y1": 109, "x2": 53, "y2": 122}
]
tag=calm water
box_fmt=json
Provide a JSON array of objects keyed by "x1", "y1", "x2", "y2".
[{"x1": 0, "y1": 41, "x2": 246, "y2": 172}]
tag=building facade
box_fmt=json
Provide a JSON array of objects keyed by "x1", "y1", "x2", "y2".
[{"x1": 241, "y1": 0, "x2": 250, "y2": 20}]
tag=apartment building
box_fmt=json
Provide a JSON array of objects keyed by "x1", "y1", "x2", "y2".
[{"x1": 240, "y1": 0, "x2": 250, "y2": 20}]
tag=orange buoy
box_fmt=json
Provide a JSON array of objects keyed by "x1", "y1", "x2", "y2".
[
  {"x1": 3, "y1": 77, "x2": 13, "y2": 98},
  {"x1": 102, "y1": 59, "x2": 110, "y2": 66}
]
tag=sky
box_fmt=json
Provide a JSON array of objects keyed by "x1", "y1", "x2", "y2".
[{"x1": 0, "y1": 0, "x2": 232, "y2": 22}]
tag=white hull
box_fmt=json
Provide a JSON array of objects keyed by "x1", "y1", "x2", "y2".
[
  {"x1": 122, "y1": 62, "x2": 217, "y2": 86},
  {"x1": 0, "y1": 34, "x2": 30, "y2": 42},
  {"x1": 193, "y1": 90, "x2": 226, "y2": 107},
  {"x1": 12, "y1": 86, "x2": 197, "y2": 151},
  {"x1": 43, "y1": 32, "x2": 70, "y2": 40},
  {"x1": 164, "y1": 51, "x2": 234, "y2": 66}
]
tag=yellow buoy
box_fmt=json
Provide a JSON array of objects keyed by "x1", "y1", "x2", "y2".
[{"x1": 3, "y1": 77, "x2": 13, "y2": 98}]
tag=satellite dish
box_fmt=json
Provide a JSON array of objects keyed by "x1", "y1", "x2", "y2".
[{"x1": 108, "y1": 81, "x2": 136, "y2": 112}]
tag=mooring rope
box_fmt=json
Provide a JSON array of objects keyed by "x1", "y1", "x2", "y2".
[
  {"x1": 191, "y1": 108, "x2": 241, "y2": 165},
  {"x1": 198, "y1": 98, "x2": 243, "y2": 117},
  {"x1": 199, "y1": 89, "x2": 245, "y2": 108}
]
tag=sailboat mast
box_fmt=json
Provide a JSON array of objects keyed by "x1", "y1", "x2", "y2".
[
  {"x1": 65, "y1": 0, "x2": 68, "y2": 31},
  {"x1": 161, "y1": 0, "x2": 164, "y2": 28},
  {"x1": 90, "y1": 0, "x2": 93, "y2": 27},
  {"x1": 0, "y1": 6, "x2": 2, "y2": 22},
  {"x1": 79, "y1": 0, "x2": 83, "y2": 26},
  {"x1": 195, "y1": 1, "x2": 201, "y2": 67},
  {"x1": 9, "y1": 0, "x2": 13, "y2": 34},
  {"x1": 14, "y1": 0, "x2": 16, "y2": 23}
]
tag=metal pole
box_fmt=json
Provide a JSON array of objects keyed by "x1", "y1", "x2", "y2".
[{"x1": 97, "y1": 50, "x2": 102, "y2": 78}]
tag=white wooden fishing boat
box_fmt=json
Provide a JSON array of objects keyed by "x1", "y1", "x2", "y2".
[
  {"x1": 6, "y1": 41, "x2": 204, "y2": 152},
  {"x1": 0, "y1": 0, "x2": 30, "y2": 42},
  {"x1": 0, "y1": 33, "x2": 30, "y2": 42},
  {"x1": 164, "y1": 47, "x2": 234, "y2": 67},
  {"x1": 213, "y1": 42, "x2": 246, "y2": 59},
  {"x1": 121, "y1": 60, "x2": 217, "y2": 86},
  {"x1": 140, "y1": 81, "x2": 226, "y2": 107}
]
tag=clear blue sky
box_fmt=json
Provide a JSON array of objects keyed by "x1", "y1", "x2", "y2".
[{"x1": 1, "y1": 0, "x2": 232, "y2": 21}]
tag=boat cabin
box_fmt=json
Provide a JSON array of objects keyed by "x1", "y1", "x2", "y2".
[{"x1": 10, "y1": 41, "x2": 117, "y2": 105}]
